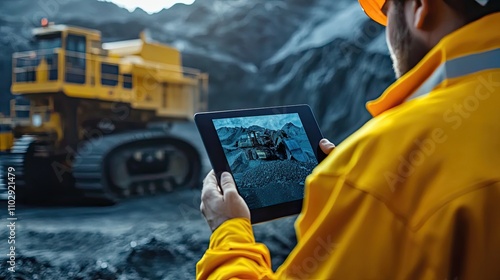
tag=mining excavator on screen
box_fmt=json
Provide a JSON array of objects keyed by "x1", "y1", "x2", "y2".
[
  {"x1": 0, "y1": 19, "x2": 209, "y2": 202},
  {"x1": 237, "y1": 129, "x2": 308, "y2": 162}
]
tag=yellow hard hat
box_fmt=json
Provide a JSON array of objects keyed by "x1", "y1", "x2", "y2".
[
  {"x1": 358, "y1": 0, "x2": 387, "y2": 26},
  {"x1": 359, "y1": 0, "x2": 491, "y2": 26}
]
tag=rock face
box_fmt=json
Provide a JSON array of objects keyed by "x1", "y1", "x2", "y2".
[{"x1": 0, "y1": 0, "x2": 395, "y2": 142}]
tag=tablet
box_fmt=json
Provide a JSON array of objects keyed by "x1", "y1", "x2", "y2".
[{"x1": 195, "y1": 105, "x2": 326, "y2": 223}]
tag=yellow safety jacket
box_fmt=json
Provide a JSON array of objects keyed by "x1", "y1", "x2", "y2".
[{"x1": 197, "y1": 13, "x2": 500, "y2": 280}]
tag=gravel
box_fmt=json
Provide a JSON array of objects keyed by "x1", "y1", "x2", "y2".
[
  {"x1": 0, "y1": 190, "x2": 297, "y2": 279},
  {"x1": 235, "y1": 160, "x2": 316, "y2": 209}
]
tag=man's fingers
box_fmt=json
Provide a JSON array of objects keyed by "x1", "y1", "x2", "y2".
[
  {"x1": 203, "y1": 170, "x2": 217, "y2": 185},
  {"x1": 220, "y1": 172, "x2": 238, "y2": 197},
  {"x1": 201, "y1": 170, "x2": 222, "y2": 200},
  {"x1": 320, "y1": 138, "x2": 336, "y2": 155}
]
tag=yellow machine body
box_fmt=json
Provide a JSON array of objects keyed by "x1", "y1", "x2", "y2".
[
  {"x1": 0, "y1": 23, "x2": 209, "y2": 201},
  {"x1": 0, "y1": 129, "x2": 13, "y2": 152},
  {"x1": 9, "y1": 24, "x2": 208, "y2": 148}
]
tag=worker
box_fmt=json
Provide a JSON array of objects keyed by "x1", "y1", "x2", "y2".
[{"x1": 197, "y1": 0, "x2": 500, "y2": 278}]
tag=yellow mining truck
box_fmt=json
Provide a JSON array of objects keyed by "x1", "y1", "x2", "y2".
[{"x1": 0, "y1": 20, "x2": 209, "y2": 202}]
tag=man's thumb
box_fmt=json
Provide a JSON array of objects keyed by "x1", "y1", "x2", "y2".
[
  {"x1": 220, "y1": 172, "x2": 236, "y2": 194},
  {"x1": 320, "y1": 138, "x2": 335, "y2": 154}
]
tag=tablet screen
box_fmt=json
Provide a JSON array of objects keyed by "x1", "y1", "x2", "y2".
[{"x1": 213, "y1": 113, "x2": 318, "y2": 209}]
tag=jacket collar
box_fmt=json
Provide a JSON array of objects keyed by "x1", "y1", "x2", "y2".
[{"x1": 366, "y1": 12, "x2": 500, "y2": 117}]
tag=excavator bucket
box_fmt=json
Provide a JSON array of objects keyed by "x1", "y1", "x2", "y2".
[{"x1": 283, "y1": 139, "x2": 308, "y2": 162}]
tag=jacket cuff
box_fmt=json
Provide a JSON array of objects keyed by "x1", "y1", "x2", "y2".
[{"x1": 209, "y1": 218, "x2": 254, "y2": 250}]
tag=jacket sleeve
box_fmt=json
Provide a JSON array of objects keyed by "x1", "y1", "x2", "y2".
[
  {"x1": 196, "y1": 218, "x2": 276, "y2": 280},
  {"x1": 195, "y1": 172, "x2": 410, "y2": 280}
]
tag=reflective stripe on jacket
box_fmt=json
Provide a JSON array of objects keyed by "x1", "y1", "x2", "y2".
[{"x1": 197, "y1": 12, "x2": 500, "y2": 280}]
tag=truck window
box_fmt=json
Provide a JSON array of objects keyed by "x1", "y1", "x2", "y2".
[{"x1": 65, "y1": 34, "x2": 86, "y2": 84}]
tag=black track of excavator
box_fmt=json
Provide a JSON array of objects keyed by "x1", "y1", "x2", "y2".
[
  {"x1": 1, "y1": 127, "x2": 204, "y2": 204},
  {"x1": 1, "y1": 135, "x2": 81, "y2": 202},
  {"x1": 73, "y1": 128, "x2": 202, "y2": 202},
  {"x1": 0, "y1": 136, "x2": 36, "y2": 199}
]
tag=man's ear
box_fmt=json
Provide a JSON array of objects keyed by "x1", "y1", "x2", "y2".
[{"x1": 412, "y1": 0, "x2": 430, "y2": 29}]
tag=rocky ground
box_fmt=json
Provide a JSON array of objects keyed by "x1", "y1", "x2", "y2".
[
  {"x1": 236, "y1": 160, "x2": 316, "y2": 209},
  {"x1": 0, "y1": 189, "x2": 297, "y2": 279}
]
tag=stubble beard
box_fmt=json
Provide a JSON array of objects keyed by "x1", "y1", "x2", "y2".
[{"x1": 389, "y1": 3, "x2": 414, "y2": 79}]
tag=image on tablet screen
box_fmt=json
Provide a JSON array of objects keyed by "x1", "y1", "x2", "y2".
[{"x1": 213, "y1": 113, "x2": 318, "y2": 209}]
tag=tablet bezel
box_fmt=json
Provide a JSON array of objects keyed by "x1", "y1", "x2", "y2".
[{"x1": 195, "y1": 104, "x2": 326, "y2": 223}]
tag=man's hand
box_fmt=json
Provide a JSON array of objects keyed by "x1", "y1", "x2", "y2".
[
  {"x1": 319, "y1": 138, "x2": 336, "y2": 155},
  {"x1": 200, "y1": 171, "x2": 251, "y2": 232}
]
